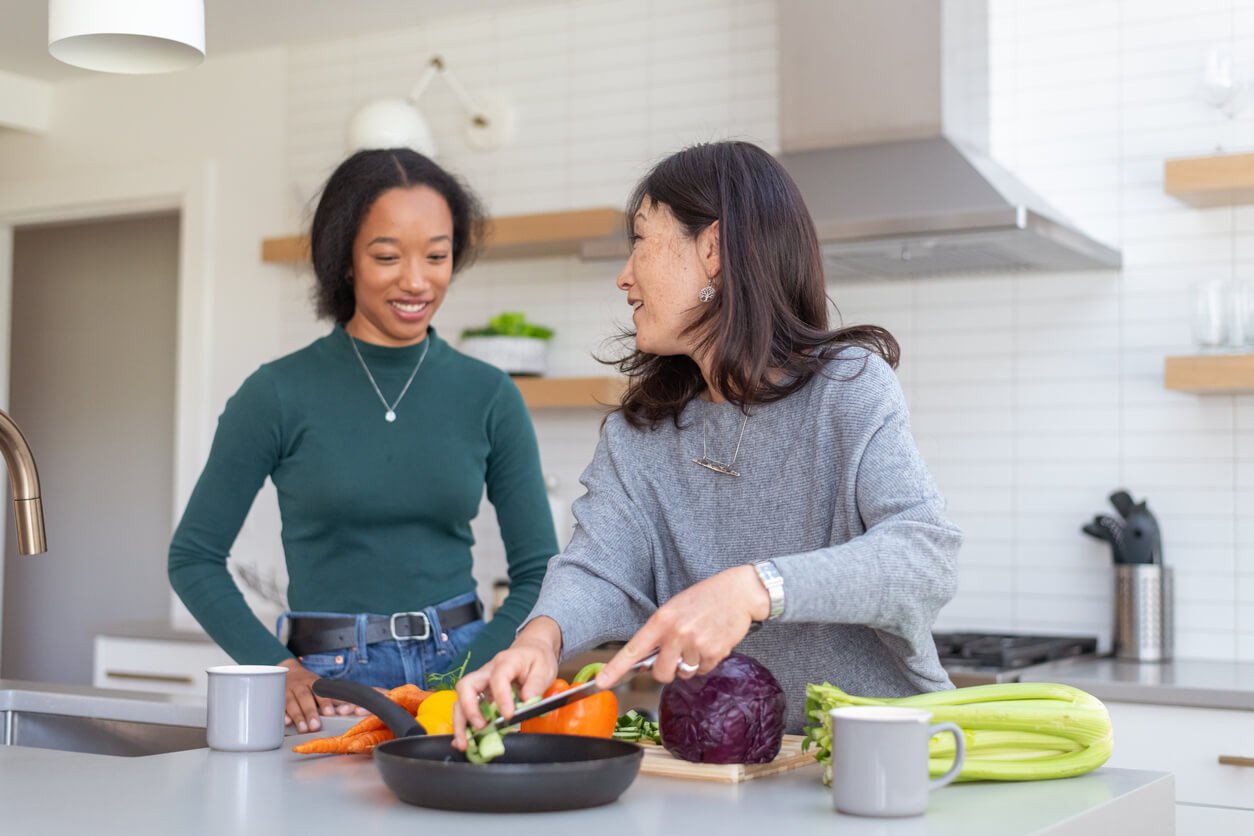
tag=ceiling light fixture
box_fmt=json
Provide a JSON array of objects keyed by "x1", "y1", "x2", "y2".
[
  {"x1": 48, "y1": 0, "x2": 205, "y2": 75},
  {"x1": 346, "y1": 55, "x2": 515, "y2": 157}
]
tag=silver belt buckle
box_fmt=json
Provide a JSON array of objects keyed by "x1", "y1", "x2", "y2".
[{"x1": 390, "y1": 611, "x2": 431, "y2": 641}]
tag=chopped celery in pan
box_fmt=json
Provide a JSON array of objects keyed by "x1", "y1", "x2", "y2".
[{"x1": 465, "y1": 694, "x2": 541, "y2": 764}]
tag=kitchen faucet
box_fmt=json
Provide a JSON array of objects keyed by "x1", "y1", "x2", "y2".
[{"x1": 0, "y1": 409, "x2": 45, "y2": 554}]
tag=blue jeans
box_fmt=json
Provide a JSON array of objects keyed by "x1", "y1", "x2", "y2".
[{"x1": 276, "y1": 590, "x2": 486, "y2": 689}]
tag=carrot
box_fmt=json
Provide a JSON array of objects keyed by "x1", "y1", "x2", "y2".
[
  {"x1": 339, "y1": 684, "x2": 432, "y2": 738},
  {"x1": 345, "y1": 729, "x2": 395, "y2": 754},
  {"x1": 294, "y1": 684, "x2": 432, "y2": 755},
  {"x1": 342, "y1": 714, "x2": 386, "y2": 737},
  {"x1": 385, "y1": 683, "x2": 432, "y2": 715},
  {"x1": 293, "y1": 735, "x2": 353, "y2": 755}
]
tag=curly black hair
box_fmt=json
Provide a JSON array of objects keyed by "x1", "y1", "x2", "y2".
[{"x1": 309, "y1": 149, "x2": 487, "y2": 323}]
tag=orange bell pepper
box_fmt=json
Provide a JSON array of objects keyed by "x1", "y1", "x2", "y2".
[{"x1": 520, "y1": 663, "x2": 617, "y2": 738}]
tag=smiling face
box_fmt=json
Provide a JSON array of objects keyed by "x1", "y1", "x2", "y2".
[
  {"x1": 344, "y1": 185, "x2": 454, "y2": 347},
  {"x1": 617, "y1": 197, "x2": 720, "y2": 357}
]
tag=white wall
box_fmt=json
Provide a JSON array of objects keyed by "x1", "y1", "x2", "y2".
[{"x1": 0, "y1": 48, "x2": 290, "y2": 628}]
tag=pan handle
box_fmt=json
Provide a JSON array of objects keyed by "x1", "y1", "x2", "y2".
[{"x1": 313, "y1": 678, "x2": 427, "y2": 738}]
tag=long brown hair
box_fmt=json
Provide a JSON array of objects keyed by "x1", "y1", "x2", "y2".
[{"x1": 609, "y1": 141, "x2": 899, "y2": 428}]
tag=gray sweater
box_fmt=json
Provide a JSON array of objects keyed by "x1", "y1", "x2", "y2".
[{"x1": 527, "y1": 349, "x2": 962, "y2": 732}]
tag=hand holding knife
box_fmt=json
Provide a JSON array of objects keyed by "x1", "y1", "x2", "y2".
[{"x1": 491, "y1": 651, "x2": 659, "y2": 731}]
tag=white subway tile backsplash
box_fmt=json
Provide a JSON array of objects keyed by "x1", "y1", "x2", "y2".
[
  {"x1": 1014, "y1": 380, "x2": 1120, "y2": 407},
  {"x1": 1015, "y1": 459, "x2": 1122, "y2": 488},
  {"x1": 1016, "y1": 567, "x2": 1113, "y2": 599},
  {"x1": 1175, "y1": 631, "x2": 1237, "y2": 660},
  {"x1": 916, "y1": 434, "x2": 1016, "y2": 462},
  {"x1": 1013, "y1": 433, "x2": 1120, "y2": 460},
  {"x1": 1013, "y1": 352, "x2": 1120, "y2": 381},
  {"x1": 950, "y1": 512, "x2": 1016, "y2": 541},
  {"x1": 1164, "y1": 516, "x2": 1238, "y2": 548},
  {"x1": 1169, "y1": 545, "x2": 1237, "y2": 573},
  {"x1": 1122, "y1": 431, "x2": 1237, "y2": 460},
  {"x1": 1124, "y1": 458, "x2": 1236, "y2": 489}
]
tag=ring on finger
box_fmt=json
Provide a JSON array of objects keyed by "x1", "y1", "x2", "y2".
[{"x1": 677, "y1": 659, "x2": 700, "y2": 674}]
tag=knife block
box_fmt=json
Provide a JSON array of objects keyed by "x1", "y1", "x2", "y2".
[{"x1": 1114, "y1": 565, "x2": 1173, "y2": 662}]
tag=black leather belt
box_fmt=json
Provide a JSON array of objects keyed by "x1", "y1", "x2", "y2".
[{"x1": 286, "y1": 600, "x2": 483, "y2": 657}]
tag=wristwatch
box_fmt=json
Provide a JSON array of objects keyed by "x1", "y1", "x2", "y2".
[{"x1": 753, "y1": 560, "x2": 785, "y2": 621}]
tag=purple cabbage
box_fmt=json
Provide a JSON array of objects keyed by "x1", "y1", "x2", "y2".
[{"x1": 659, "y1": 652, "x2": 786, "y2": 764}]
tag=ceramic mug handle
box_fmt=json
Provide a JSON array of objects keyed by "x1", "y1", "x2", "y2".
[{"x1": 928, "y1": 722, "x2": 966, "y2": 791}]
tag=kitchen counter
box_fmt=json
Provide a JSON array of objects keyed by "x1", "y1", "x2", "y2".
[
  {"x1": 98, "y1": 619, "x2": 218, "y2": 643},
  {"x1": 1017, "y1": 657, "x2": 1254, "y2": 711},
  {"x1": 0, "y1": 683, "x2": 1173, "y2": 836}
]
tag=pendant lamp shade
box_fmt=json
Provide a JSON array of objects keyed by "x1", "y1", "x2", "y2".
[
  {"x1": 48, "y1": 0, "x2": 205, "y2": 74},
  {"x1": 347, "y1": 99, "x2": 438, "y2": 157}
]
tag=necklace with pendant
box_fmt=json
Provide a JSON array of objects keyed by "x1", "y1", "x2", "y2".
[
  {"x1": 692, "y1": 412, "x2": 750, "y2": 477},
  {"x1": 346, "y1": 329, "x2": 430, "y2": 423}
]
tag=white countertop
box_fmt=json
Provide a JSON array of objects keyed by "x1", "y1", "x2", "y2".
[
  {"x1": 1017, "y1": 657, "x2": 1254, "y2": 711},
  {"x1": 0, "y1": 681, "x2": 1174, "y2": 836}
]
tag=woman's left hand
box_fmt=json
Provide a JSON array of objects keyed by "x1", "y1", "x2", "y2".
[{"x1": 595, "y1": 564, "x2": 771, "y2": 689}]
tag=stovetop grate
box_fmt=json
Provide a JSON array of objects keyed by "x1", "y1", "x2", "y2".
[{"x1": 933, "y1": 633, "x2": 1098, "y2": 670}]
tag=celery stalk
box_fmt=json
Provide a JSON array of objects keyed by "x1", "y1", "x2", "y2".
[{"x1": 803, "y1": 681, "x2": 1114, "y2": 784}]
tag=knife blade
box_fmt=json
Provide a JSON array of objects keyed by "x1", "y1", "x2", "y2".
[{"x1": 491, "y1": 651, "x2": 659, "y2": 730}]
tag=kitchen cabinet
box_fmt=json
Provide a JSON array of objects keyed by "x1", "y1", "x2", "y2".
[
  {"x1": 1163, "y1": 354, "x2": 1254, "y2": 394},
  {"x1": 93, "y1": 634, "x2": 231, "y2": 696},
  {"x1": 1164, "y1": 152, "x2": 1254, "y2": 207},
  {"x1": 1176, "y1": 804, "x2": 1254, "y2": 835},
  {"x1": 1101, "y1": 700, "x2": 1254, "y2": 810},
  {"x1": 261, "y1": 206, "x2": 627, "y2": 264}
]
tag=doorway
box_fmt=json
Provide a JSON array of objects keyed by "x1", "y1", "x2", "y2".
[{"x1": 1, "y1": 212, "x2": 180, "y2": 684}]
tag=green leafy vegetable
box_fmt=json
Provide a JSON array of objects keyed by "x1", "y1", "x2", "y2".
[
  {"x1": 460, "y1": 312, "x2": 554, "y2": 341},
  {"x1": 425, "y1": 654, "x2": 470, "y2": 692}
]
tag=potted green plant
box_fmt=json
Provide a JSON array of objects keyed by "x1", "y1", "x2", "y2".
[{"x1": 459, "y1": 312, "x2": 555, "y2": 376}]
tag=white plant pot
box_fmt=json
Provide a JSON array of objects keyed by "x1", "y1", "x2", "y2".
[{"x1": 460, "y1": 336, "x2": 549, "y2": 376}]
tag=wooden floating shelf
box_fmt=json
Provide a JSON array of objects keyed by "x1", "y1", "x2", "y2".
[
  {"x1": 512, "y1": 376, "x2": 625, "y2": 409},
  {"x1": 262, "y1": 207, "x2": 628, "y2": 265},
  {"x1": 1164, "y1": 152, "x2": 1254, "y2": 207},
  {"x1": 1163, "y1": 354, "x2": 1254, "y2": 393}
]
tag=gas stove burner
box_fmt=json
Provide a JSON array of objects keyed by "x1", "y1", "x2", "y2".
[{"x1": 933, "y1": 632, "x2": 1098, "y2": 670}]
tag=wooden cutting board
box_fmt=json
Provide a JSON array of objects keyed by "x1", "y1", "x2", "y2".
[{"x1": 637, "y1": 734, "x2": 817, "y2": 783}]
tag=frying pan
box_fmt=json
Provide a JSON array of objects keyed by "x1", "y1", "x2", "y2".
[{"x1": 312, "y1": 678, "x2": 643, "y2": 813}]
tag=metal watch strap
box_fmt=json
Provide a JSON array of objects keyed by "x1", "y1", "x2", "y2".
[{"x1": 753, "y1": 560, "x2": 785, "y2": 621}]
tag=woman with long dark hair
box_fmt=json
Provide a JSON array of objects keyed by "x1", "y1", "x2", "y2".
[
  {"x1": 454, "y1": 140, "x2": 962, "y2": 737},
  {"x1": 170, "y1": 149, "x2": 558, "y2": 734}
]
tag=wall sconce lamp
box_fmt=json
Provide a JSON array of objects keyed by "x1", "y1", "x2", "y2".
[
  {"x1": 346, "y1": 55, "x2": 515, "y2": 157},
  {"x1": 48, "y1": 0, "x2": 205, "y2": 74}
]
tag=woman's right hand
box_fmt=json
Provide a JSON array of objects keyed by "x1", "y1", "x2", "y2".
[
  {"x1": 277, "y1": 658, "x2": 365, "y2": 732},
  {"x1": 451, "y1": 617, "x2": 562, "y2": 751}
]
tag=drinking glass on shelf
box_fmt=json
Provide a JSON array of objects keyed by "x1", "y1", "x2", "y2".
[
  {"x1": 1193, "y1": 279, "x2": 1231, "y2": 350},
  {"x1": 1235, "y1": 281, "x2": 1254, "y2": 348}
]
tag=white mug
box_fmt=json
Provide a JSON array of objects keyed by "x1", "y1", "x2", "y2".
[
  {"x1": 829, "y1": 705, "x2": 965, "y2": 817},
  {"x1": 206, "y1": 665, "x2": 288, "y2": 752}
]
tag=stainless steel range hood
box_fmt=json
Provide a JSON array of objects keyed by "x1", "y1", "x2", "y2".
[{"x1": 775, "y1": 0, "x2": 1121, "y2": 278}]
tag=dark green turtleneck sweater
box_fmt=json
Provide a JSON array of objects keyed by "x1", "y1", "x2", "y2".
[{"x1": 168, "y1": 325, "x2": 558, "y2": 668}]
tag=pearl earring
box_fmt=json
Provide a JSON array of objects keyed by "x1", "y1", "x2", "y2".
[{"x1": 698, "y1": 281, "x2": 716, "y2": 303}]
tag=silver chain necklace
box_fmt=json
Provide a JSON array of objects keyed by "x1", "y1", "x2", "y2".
[
  {"x1": 345, "y1": 330, "x2": 430, "y2": 423},
  {"x1": 692, "y1": 412, "x2": 750, "y2": 477}
]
